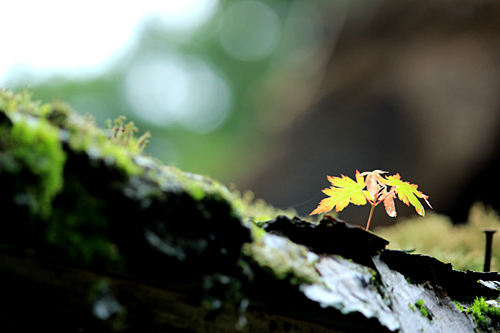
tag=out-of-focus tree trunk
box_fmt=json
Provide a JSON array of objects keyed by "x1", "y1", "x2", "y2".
[{"x1": 244, "y1": 0, "x2": 500, "y2": 226}]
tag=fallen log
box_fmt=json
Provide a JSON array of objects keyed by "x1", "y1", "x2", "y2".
[{"x1": 0, "y1": 89, "x2": 498, "y2": 332}]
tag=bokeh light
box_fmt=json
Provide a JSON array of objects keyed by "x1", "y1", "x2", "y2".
[
  {"x1": 219, "y1": 1, "x2": 280, "y2": 61},
  {"x1": 124, "y1": 54, "x2": 231, "y2": 133},
  {"x1": 0, "y1": 0, "x2": 219, "y2": 85},
  {"x1": 277, "y1": 1, "x2": 325, "y2": 75}
]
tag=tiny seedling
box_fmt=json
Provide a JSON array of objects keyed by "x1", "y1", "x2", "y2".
[{"x1": 310, "y1": 170, "x2": 432, "y2": 230}]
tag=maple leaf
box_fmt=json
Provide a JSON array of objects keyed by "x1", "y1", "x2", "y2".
[
  {"x1": 310, "y1": 170, "x2": 368, "y2": 215},
  {"x1": 310, "y1": 169, "x2": 432, "y2": 231},
  {"x1": 382, "y1": 173, "x2": 432, "y2": 216},
  {"x1": 381, "y1": 188, "x2": 397, "y2": 217}
]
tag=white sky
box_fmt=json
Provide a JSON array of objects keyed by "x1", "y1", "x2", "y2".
[{"x1": 0, "y1": 0, "x2": 218, "y2": 86}]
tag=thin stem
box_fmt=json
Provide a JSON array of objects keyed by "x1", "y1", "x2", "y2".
[
  {"x1": 373, "y1": 187, "x2": 396, "y2": 206},
  {"x1": 366, "y1": 204, "x2": 376, "y2": 231}
]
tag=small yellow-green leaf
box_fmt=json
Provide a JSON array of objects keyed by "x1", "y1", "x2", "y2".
[
  {"x1": 310, "y1": 170, "x2": 367, "y2": 215},
  {"x1": 382, "y1": 173, "x2": 431, "y2": 217}
]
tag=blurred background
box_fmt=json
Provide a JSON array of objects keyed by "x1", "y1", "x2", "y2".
[{"x1": 3, "y1": 0, "x2": 500, "y2": 228}]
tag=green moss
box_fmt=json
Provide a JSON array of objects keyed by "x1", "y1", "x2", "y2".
[
  {"x1": 248, "y1": 222, "x2": 266, "y2": 241},
  {"x1": 415, "y1": 299, "x2": 431, "y2": 320},
  {"x1": 6, "y1": 113, "x2": 66, "y2": 217},
  {"x1": 0, "y1": 88, "x2": 297, "y2": 275},
  {"x1": 67, "y1": 117, "x2": 144, "y2": 177},
  {"x1": 0, "y1": 89, "x2": 42, "y2": 115},
  {"x1": 185, "y1": 182, "x2": 206, "y2": 201},
  {"x1": 230, "y1": 189, "x2": 297, "y2": 223},
  {"x1": 470, "y1": 297, "x2": 487, "y2": 324},
  {"x1": 0, "y1": 90, "x2": 147, "y2": 262},
  {"x1": 408, "y1": 302, "x2": 416, "y2": 311},
  {"x1": 454, "y1": 300, "x2": 464, "y2": 311},
  {"x1": 154, "y1": 163, "x2": 298, "y2": 224},
  {"x1": 467, "y1": 296, "x2": 500, "y2": 328},
  {"x1": 97, "y1": 141, "x2": 143, "y2": 175},
  {"x1": 243, "y1": 233, "x2": 320, "y2": 285},
  {"x1": 158, "y1": 166, "x2": 254, "y2": 221}
]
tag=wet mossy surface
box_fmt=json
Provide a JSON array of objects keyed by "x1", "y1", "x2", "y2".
[
  {"x1": 0, "y1": 89, "x2": 288, "y2": 331},
  {"x1": 0, "y1": 90, "x2": 256, "y2": 300},
  {"x1": 0, "y1": 89, "x2": 252, "y2": 269}
]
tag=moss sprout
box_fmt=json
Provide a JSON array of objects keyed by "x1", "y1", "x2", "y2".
[
  {"x1": 105, "y1": 115, "x2": 151, "y2": 153},
  {"x1": 242, "y1": 233, "x2": 320, "y2": 285},
  {"x1": 454, "y1": 300, "x2": 464, "y2": 311},
  {"x1": 408, "y1": 302, "x2": 416, "y2": 311},
  {"x1": 415, "y1": 299, "x2": 431, "y2": 320},
  {"x1": 470, "y1": 297, "x2": 487, "y2": 325},
  {"x1": 467, "y1": 296, "x2": 500, "y2": 328}
]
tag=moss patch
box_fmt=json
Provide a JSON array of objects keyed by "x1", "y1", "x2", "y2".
[
  {"x1": 0, "y1": 88, "x2": 301, "y2": 289},
  {"x1": 9, "y1": 116, "x2": 66, "y2": 216},
  {"x1": 243, "y1": 232, "x2": 320, "y2": 286},
  {"x1": 415, "y1": 299, "x2": 431, "y2": 320},
  {"x1": 0, "y1": 91, "x2": 67, "y2": 220},
  {"x1": 467, "y1": 297, "x2": 500, "y2": 330},
  {"x1": 454, "y1": 300, "x2": 464, "y2": 311}
]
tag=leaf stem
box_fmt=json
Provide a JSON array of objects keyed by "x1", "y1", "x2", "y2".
[
  {"x1": 362, "y1": 191, "x2": 375, "y2": 205},
  {"x1": 366, "y1": 204, "x2": 376, "y2": 231},
  {"x1": 374, "y1": 187, "x2": 396, "y2": 206}
]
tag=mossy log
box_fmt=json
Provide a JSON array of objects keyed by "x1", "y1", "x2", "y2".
[{"x1": 0, "y1": 89, "x2": 499, "y2": 332}]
